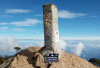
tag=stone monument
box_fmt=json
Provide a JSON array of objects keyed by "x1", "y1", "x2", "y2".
[{"x1": 40, "y1": 4, "x2": 61, "y2": 58}]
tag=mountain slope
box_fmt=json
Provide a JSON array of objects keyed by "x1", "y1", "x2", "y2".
[{"x1": 0, "y1": 47, "x2": 98, "y2": 68}]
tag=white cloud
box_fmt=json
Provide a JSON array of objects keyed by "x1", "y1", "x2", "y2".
[
  {"x1": 35, "y1": 41, "x2": 44, "y2": 47},
  {"x1": 11, "y1": 19, "x2": 41, "y2": 26},
  {"x1": 14, "y1": 38, "x2": 67, "y2": 50},
  {"x1": 58, "y1": 10, "x2": 86, "y2": 19},
  {"x1": 83, "y1": 55, "x2": 86, "y2": 58},
  {"x1": 61, "y1": 37, "x2": 100, "y2": 40},
  {"x1": 35, "y1": 14, "x2": 42, "y2": 16},
  {"x1": 70, "y1": 42, "x2": 84, "y2": 56},
  {"x1": 0, "y1": 23, "x2": 8, "y2": 25},
  {"x1": 14, "y1": 37, "x2": 67, "y2": 50},
  {"x1": 6, "y1": 9, "x2": 31, "y2": 13},
  {"x1": 60, "y1": 39, "x2": 67, "y2": 50},
  {"x1": 1, "y1": 15, "x2": 14, "y2": 18},
  {"x1": 12, "y1": 28, "x2": 35, "y2": 32},
  {"x1": 13, "y1": 28, "x2": 27, "y2": 32},
  {"x1": 90, "y1": 16, "x2": 97, "y2": 18},
  {"x1": 27, "y1": 39, "x2": 67, "y2": 50},
  {"x1": 0, "y1": 36, "x2": 44, "y2": 56},
  {"x1": 0, "y1": 19, "x2": 41, "y2": 26},
  {"x1": 0, "y1": 27, "x2": 9, "y2": 30},
  {"x1": 0, "y1": 36, "x2": 19, "y2": 56},
  {"x1": 14, "y1": 34, "x2": 44, "y2": 40},
  {"x1": 88, "y1": 44, "x2": 100, "y2": 48}
]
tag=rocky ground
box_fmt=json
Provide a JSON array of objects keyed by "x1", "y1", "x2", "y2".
[{"x1": 0, "y1": 47, "x2": 99, "y2": 68}]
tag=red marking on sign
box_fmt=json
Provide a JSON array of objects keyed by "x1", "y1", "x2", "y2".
[{"x1": 56, "y1": 32, "x2": 58, "y2": 35}]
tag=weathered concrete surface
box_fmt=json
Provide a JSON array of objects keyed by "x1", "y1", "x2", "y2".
[
  {"x1": 0, "y1": 47, "x2": 98, "y2": 68},
  {"x1": 41, "y1": 4, "x2": 61, "y2": 56}
]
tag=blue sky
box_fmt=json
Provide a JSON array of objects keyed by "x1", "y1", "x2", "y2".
[
  {"x1": 0, "y1": 0, "x2": 100, "y2": 57},
  {"x1": 0, "y1": 0, "x2": 100, "y2": 40}
]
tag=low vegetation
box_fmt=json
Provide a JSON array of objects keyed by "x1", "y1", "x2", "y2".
[
  {"x1": 89, "y1": 58, "x2": 100, "y2": 67},
  {"x1": 0, "y1": 55, "x2": 13, "y2": 65},
  {"x1": 14, "y1": 47, "x2": 21, "y2": 52},
  {"x1": 0, "y1": 47, "x2": 21, "y2": 65}
]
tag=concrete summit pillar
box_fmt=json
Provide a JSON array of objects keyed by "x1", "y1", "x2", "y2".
[{"x1": 41, "y1": 4, "x2": 61, "y2": 56}]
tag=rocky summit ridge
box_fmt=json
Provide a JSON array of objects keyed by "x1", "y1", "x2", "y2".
[{"x1": 0, "y1": 47, "x2": 99, "y2": 68}]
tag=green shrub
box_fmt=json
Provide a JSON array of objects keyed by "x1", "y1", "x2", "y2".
[
  {"x1": 89, "y1": 58, "x2": 100, "y2": 66},
  {"x1": 14, "y1": 47, "x2": 21, "y2": 52}
]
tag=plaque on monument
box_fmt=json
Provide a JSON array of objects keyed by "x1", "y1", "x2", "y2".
[{"x1": 46, "y1": 54, "x2": 59, "y2": 62}]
